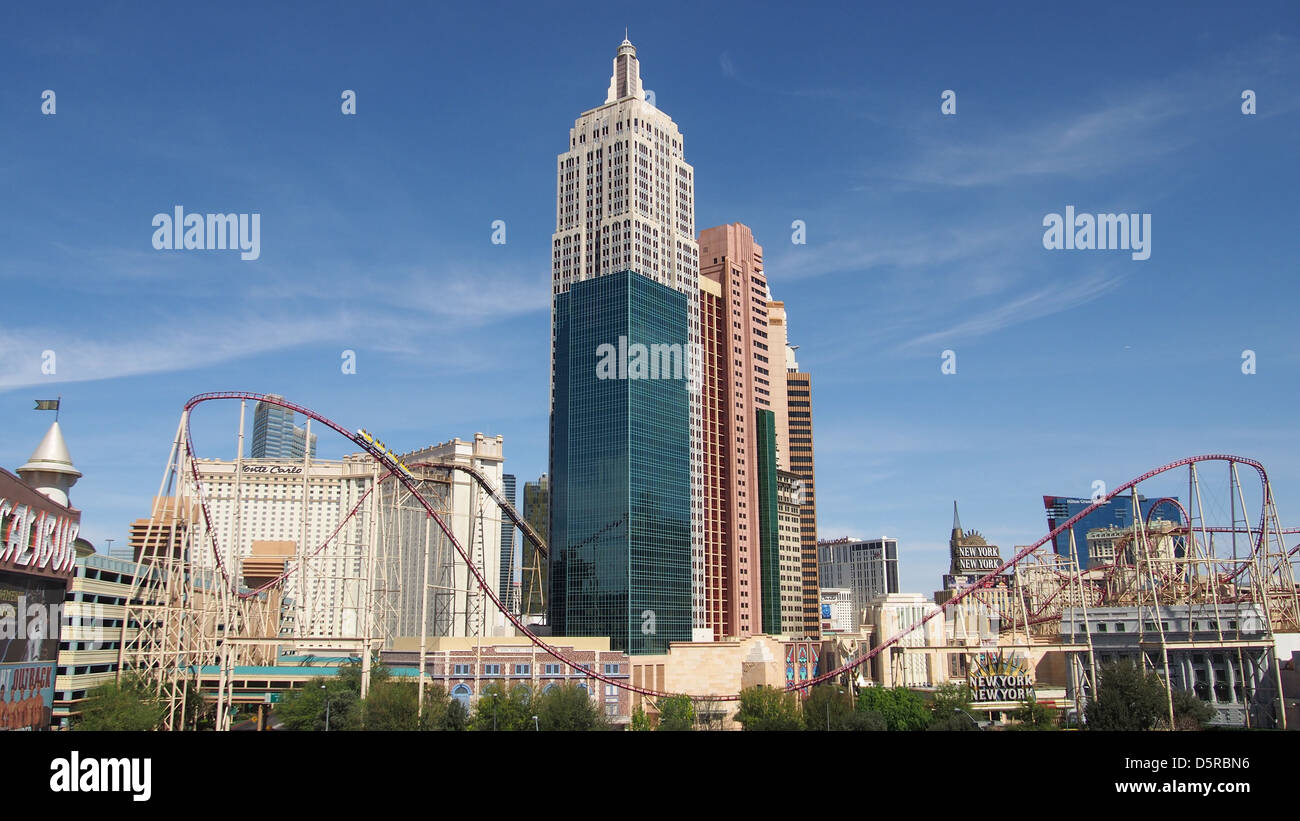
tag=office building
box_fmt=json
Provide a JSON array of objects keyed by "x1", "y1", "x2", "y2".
[
  {"x1": 777, "y1": 470, "x2": 804, "y2": 636},
  {"x1": 1043, "y1": 494, "x2": 1181, "y2": 568},
  {"x1": 817, "y1": 537, "x2": 900, "y2": 629},
  {"x1": 820, "y1": 588, "x2": 854, "y2": 633},
  {"x1": 697, "y1": 223, "x2": 780, "y2": 640},
  {"x1": 499, "y1": 473, "x2": 518, "y2": 613},
  {"x1": 522, "y1": 475, "x2": 548, "y2": 617},
  {"x1": 250, "y1": 394, "x2": 318, "y2": 460},
  {"x1": 786, "y1": 347, "x2": 820, "y2": 637},
  {"x1": 549, "y1": 38, "x2": 699, "y2": 654}
]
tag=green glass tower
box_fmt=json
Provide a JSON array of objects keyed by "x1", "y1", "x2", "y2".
[
  {"x1": 754, "y1": 408, "x2": 782, "y2": 635},
  {"x1": 549, "y1": 270, "x2": 693, "y2": 654}
]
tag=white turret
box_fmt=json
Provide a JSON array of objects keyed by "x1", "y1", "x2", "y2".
[{"x1": 17, "y1": 421, "x2": 82, "y2": 508}]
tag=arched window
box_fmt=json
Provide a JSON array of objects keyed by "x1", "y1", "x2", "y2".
[{"x1": 452, "y1": 684, "x2": 471, "y2": 710}]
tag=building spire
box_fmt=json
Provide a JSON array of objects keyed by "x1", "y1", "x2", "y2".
[
  {"x1": 605, "y1": 36, "x2": 643, "y2": 103},
  {"x1": 952, "y1": 500, "x2": 962, "y2": 535}
]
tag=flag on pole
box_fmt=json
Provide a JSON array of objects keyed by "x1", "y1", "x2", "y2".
[{"x1": 34, "y1": 399, "x2": 59, "y2": 411}]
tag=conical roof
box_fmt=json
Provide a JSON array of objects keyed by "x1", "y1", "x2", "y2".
[{"x1": 18, "y1": 421, "x2": 82, "y2": 479}]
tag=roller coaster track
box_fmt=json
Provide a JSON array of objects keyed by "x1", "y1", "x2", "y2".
[
  {"x1": 180, "y1": 394, "x2": 1299, "y2": 702},
  {"x1": 407, "y1": 460, "x2": 548, "y2": 561}
]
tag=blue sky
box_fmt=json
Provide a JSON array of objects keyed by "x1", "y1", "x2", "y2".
[{"x1": 1, "y1": 1, "x2": 1297, "y2": 593}]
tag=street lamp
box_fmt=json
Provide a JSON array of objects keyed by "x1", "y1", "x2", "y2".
[
  {"x1": 532, "y1": 715, "x2": 540, "y2": 731},
  {"x1": 320, "y1": 684, "x2": 331, "y2": 732},
  {"x1": 954, "y1": 708, "x2": 981, "y2": 731}
]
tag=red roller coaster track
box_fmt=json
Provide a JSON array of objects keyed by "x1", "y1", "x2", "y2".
[{"x1": 179, "y1": 393, "x2": 1296, "y2": 702}]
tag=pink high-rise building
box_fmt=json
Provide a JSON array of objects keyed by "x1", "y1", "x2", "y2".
[{"x1": 698, "y1": 223, "x2": 777, "y2": 639}]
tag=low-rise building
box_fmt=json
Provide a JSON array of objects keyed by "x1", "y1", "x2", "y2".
[
  {"x1": 382, "y1": 636, "x2": 632, "y2": 727},
  {"x1": 1059, "y1": 603, "x2": 1279, "y2": 727}
]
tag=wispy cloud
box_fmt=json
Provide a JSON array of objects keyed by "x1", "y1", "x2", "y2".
[
  {"x1": 0, "y1": 313, "x2": 352, "y2": 391},
  {"x1": 894, "y1": 270, "x2": 1124, "y2": 352},
  {"x1": 768, "y1": 222, "x2": 1019, "y2": 282},
  {"x1": 884, "y1": 39, "x2": 1300, "y2": 191}
]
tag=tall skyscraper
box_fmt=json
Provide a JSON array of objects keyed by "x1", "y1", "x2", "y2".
[
  {"x1": 250, "y1": 394, "x2": 317, "y2": 460},
  {"x1": 522, "y1": 474, "x2": 549, "y2": 616},
  {"x1": 1043, "y1": 494, "x2": 1180, "y2": 568},
  {"x1": 817, "y1": 537, "x2": 900, "y2": 630},
  {"x1": 499, "y1": 473, "x2": 518, "y2": 613},
  {"x1": 549, "y1": 39, "x2": 699, "y2": 654},
  {"x1": 786, "y1": 346, "x2": 820, "y2": 638},
  {"x1": 766, "y1": 299, "x2": 791, "y2": 466},
  {"x1": 698, "y1": 223, "x2": 780, "y2": 639}
]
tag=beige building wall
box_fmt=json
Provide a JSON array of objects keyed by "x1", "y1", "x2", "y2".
[
  {"x1": 777, "y1": 470, "x2": 804, "y2": 637},
  {"x1": 767, "y1": 300, "x2": 790, "y2": 467},
  {"x1": 630, "y1": 635, "x2": 787, "y2": 727},
  {"x1": 402, "y1": 435, "x2": 507, "y2": 637}
]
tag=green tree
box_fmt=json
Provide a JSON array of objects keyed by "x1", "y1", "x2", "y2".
[
  {"x1": 74, "y1": 675, "x2": 166, "y2": 731},
  {"x1": 803, "y1": 684, "x2": 856, "y2": 731},
  {"x1": 1009, "y1": 699, "x2": 1056, "y2": 730},
  {"x1": 856, "y1": 686, "x2": 930, "y2": 731},
  {"x1": 1086, "y1": 661, "x2": 1169, "y2": 731},
  {"x1": 928, "y1": 683, "x2": 978, "y2": 730},
  {"x1": 926, "y1": 711, "x2": 980, "y2": 731},
  {"x1": 1170, "y1": 689, "x2": 1215, "y2": 730},
  {"x1": 419, "y1": 684, "x2": 468, "y2": 731},
  {"x1": 363, "y1": 678, "x2": 422, "y2": 731},
  {"x1": 533, "y1": 684, "x2": 608, "y2": 731},
  {"x1": 275, "y1": 676, "x2": 361, "y2": 731},
  {"x1": 179, "y1": 679, "x2": 215, "y2": 731},
  {"x1": 630, "y1": 705, "x2": 652, "y2": 731},
  {"x1": 656, "y1": 694, "x2": 695, "y2": 731},
  {"x1": 469, "y1": 683, "x2": 534, "y2": 731},
  {"x1": 734, "y1": 685, "x2": 802, "y2": 731},
  {"x1": 852, "y1": 709, "x2": 888, "y2": 731}
]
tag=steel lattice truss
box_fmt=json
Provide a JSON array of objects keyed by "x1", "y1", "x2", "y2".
[{"x1": 119, "y1": 393, "x2": 1300, "y2": 728}]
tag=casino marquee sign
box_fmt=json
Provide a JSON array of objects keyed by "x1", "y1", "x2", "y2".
[{"x1": 967, "y1": 651, "x2": 1033, "y2": 703}]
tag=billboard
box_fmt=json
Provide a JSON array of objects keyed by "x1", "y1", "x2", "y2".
[
  {"x1": 967, "y1": 651, "x2": 1033, "y2": 703},
  {"x1": 0, "y1": 661, "x2": 56, "y2": 730},
  {"x1": 0, "y1": 570, "x2": 65, "y2": 730}
]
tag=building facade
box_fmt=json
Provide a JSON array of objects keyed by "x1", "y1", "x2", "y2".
[
  {"x1": 819, "y1": 588, "x2": 854, "y2": 634},
  {"x1": 549, "y1": 39, "x2": 699, "y2": 655},
  {"x1": 777, "y1": 470, "x2": 804, "y2": 637},
  {"x1": 786, "y1": 348, "x2": 820, "y2": 637},
  {"x1": 1060, "y1": 604, "x2": 1279, "y2": 727},
  {"x1": 53, "y1": 552, "x2": 159, "y2": 727},
  {"x1": 499, "y1": 473, "x2": 518, "y2": 614},
  {"x1": 522, "y1": 475, "x2": 548, "y2": 617},
  {"x1": 817, "y1": 538, "x2": 900, "y2": 630},
  {"x1": 1, "y1": 422, "x2": 82, "y2": 730},
  {"x1": 250, "y1": 394, "x2": 318, "y2": 460},
  {"x1": 551, "y1": 271, "x2": 693, "y2": 654},
  {"x1": 399, "y1": 435, "x2": 507, "y2": 638},
  {"x1": 383, "y1": 636, "x2": 632, "y2": 727},
  {"x1": 1044, "y1": 494, "x2": 1181, "y2": 568},
  {"x1": 697, "y1": 223, "x2": 778, "y2": 640}
]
